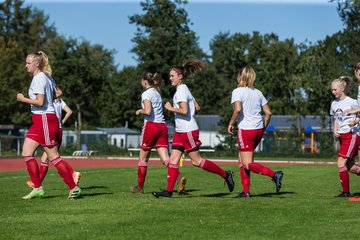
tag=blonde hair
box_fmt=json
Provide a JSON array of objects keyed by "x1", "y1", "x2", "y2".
[
  {"x1": 332, "y1": 76, "x2": 352, "y2": 89},
  {"x1": 28, "y1": 51, "x2": 52, "y2": 76},
  {"x1": 237, "y1": 66, "x2": 256, "y2": 87},
  {"x1": 171, "y1": 59, "x2": 204, "y2": 80}
]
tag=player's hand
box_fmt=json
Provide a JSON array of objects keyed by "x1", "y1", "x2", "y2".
[
  {"x1": 344, "y1": 109, "x2": 354, "y2": 115},
  {"x1": 228, "y1": 124, "x2": 234, "y2": 135},
  {"x1": 348, "y1": 119, "x2": 359, "y2": 127},
  {"x1": 333, "y1": 131, "x2": 340, "y2": 138},
  {"x1": 16, "y1": 93, "x2": 25, "y2": 102},
  {"x1": 135, "y1": 109, "x2": 142, "y2": 116},
  {"x1": 164, "y1": 102, "x2": 172, "y2": 111}
]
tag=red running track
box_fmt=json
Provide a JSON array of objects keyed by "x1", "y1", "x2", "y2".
[{"x1": 0, "y1": 157, "x2": 335, "y2": 173}]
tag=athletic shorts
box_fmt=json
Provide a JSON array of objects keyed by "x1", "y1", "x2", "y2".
[
  {"x1": 237, "y1": 128, "x2": 264, "y2": 152},
  {"x1": 172, "y1": 130, "x2": 202, "y2": 153},
  {"x1": 140, "y1": 122, "x2": 168, "y2": 151},
  {"x1": 26, "y1": 113, "x2": 60, "y2": 148},
  {"x1": 338, "y1": 132, "x2": 359, "y2": 159}
]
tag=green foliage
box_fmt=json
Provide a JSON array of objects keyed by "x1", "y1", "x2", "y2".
[{"x1": 129, "y1": 0, "x2": 205, "y2": 101}]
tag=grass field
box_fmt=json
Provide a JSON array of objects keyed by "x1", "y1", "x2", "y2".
[{"x1": 1, "y1": 164, "x2": 360, "y2": 240}]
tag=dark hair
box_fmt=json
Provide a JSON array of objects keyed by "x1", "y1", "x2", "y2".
[
  {"x1": 356, "y1": 62, "x2": 360, "y2": 70},
  {"x1": 171, "y1": 59, "x2": 204, "y2": 80},
  {"x1": 142, "y1": 72, "x2": 162, "y2": 89}
]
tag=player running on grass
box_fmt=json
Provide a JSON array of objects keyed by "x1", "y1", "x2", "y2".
[
  {"x1": 228, "y1": 65, "x2": 283, "y2": 198},
  {"x1": 152, "y1": 59, "x2": 235, "y2": 198},
  {"x1": 26, "y1": 95, "x2": 82, "y2": 189},
  {"x1": 129, "y1": 72, "x2": 186, "y2": 194},
  {"x1": 330, "y1": 76, "x2": 360, "y2": 198},
  {"x1": 17, "y1": 51, "x2": 81, "y2": 199}
]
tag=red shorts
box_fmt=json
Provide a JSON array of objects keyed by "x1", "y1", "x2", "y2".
[
  {"x1": 26, "y1": 114, "x2": 60, "y2": 148},
  {"x1": 172, "y1": 130, "x2": 202, "y2": 153},
  {"x1": 140, "y1": 122, "x2": 168, "y2": 151},
  {"x1": 338, "y1": 132, "x2": 359, "y2": 159},
  {"x1": 237, "y1": 128, "x2": 264, "y2": 152}
]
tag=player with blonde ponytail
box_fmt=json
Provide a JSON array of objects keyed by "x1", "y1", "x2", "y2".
[
  {"x1": 330, "y1": 76, "x2": 360, "y2": 198},
  {"x1": 17, "y1": 51, "x2": 81, "y2": 199}
]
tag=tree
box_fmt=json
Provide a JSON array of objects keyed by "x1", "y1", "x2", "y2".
[
  {"x1": 0, "y1": 0, "x2": 58, "y2": 125},
  {"x1": 129, "y1": 0, "x2": 205, "y2": 99},
  {"x1": 332, "y1": 0, "x2": 360, "y2": 65}
]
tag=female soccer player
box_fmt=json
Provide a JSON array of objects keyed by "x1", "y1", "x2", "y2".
[
  {"x1": 17, "y1": 51, "x2": 81, "y2": 199},
  {"x1": 26, "y1": 95, "x2": 82, "y2": 188},
  {"x1": 152, "y1": 60, "x2": 235, "y2": 198},
  {"x1": 330, "y1": 76, "x2": 360, "y2": 197},
  {"x1": 228, "y1": 66, "x2": 283, "y2": 198},
  {"x1": 129, "y1": 72, "x2": 186, "y2": 194}
]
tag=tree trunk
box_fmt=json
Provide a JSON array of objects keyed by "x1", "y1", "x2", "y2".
[{"x1": 76, "y1": 103, "x2": 82, "y2": 148}]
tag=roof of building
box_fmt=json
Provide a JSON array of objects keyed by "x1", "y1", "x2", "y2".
[
  {"x1": 97, "y1": 127, "x2": 140, "y2": 135},
  {"x1": 195, "y1": 115, "x2": 221, "y2": 131},
  {"x1": 267, "y1": 115, "x2": 332, "y2": 132}
]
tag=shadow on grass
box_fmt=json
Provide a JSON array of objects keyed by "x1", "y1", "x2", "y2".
[
  {"x1": 251, "y1": 191, "x2": 295, "y2": 198},
  {"x1": 80, "y1": 185, "x2": 109, "y2": 190},
  {"x1": 199, "y1": 192, "x2": 231, "y2": 198},
  {"x1": 80, "y1": 192, "x2": 114, "y2": 197}
]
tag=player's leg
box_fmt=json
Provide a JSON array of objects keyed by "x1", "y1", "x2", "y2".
[{"x1": 22, "y1": 137, "x2": 45, "y2": 199}]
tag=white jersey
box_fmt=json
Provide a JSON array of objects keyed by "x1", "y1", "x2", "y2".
[
  {"x1": 54, "y1": 99, "x2": 67, "y2": 128},
  {"x1": 231, "y1": 87, "x2": 268, "y2": 130},
  {"x1": 173, "y1": 84, "x2": 198, "y2": 132},
  {"x1": 330, "y1": 96, "x2": 359, "y2": 134},
  {"x1": 357, "y1": 85, "x2": 360, "y2": 106},
  {"x1": 28, "y1": 72, "x2": 55, "y2": 114},
  {"x1": 141, "y1": 87, "x2": 165, "y2": 123}
]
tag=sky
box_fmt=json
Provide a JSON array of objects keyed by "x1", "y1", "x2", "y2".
[{"x1": 25, "y1": 0, "x2": 344, "y2": 69}]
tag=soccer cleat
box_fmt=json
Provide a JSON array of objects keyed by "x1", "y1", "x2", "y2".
[
  {"x1": 68, "y1": 186, "x2": 81, "y2": 199},
  {"x1": 72, "y1": 172, "x2": 82, "y2": 185},
  {"x1": 26, "y1": 180, "x2": 35, "y2": 188},
  {"x1": 129, "y1": 186, "x2": 144, "y2": 194},
  {"x1": 236, "y1": 192, "x2": 251, "y2": 198},
  {"x1": 22, "y1": 187, "x2": 45, "y2": 200},
  {"x1": 272, "y1": 171, "x2": 284, "y2": 193},
  {"x1": 337, "y1": 192, "x2": 351, "y2": 198},
  {"x1": 152, "y1": 190, "x2": 173, "y2": 198},
  {"x1": 177, "y1": 176, "x2": 187, "y2": 195},
  {"x1": 224, "y1": 170, "x2": 235, "y2": 192}
]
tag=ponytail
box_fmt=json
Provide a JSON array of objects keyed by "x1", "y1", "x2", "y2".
[
  {"x1": 332, "y1": 76, "x2": 352, "y2": 89},
  {"x1": 171, "y1": 59, "x2": 204, "y2": 80},
  {"x1": 28, "y1": 51, "x2": 52, "y2": 76},
  {"x1": 143, "y1": 72, "x2": 162, "y2": 91}
]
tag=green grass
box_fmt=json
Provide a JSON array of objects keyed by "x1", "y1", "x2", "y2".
[{"x1": 1, "y1": 165, "x2": 360, "y2": 240}]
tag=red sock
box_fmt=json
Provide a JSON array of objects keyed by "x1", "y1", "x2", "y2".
[
  {"x1": 39, "y1": 162, "x2": 49, "y2": 183},
  {"x1": 200, "y1": 159, "x2": 226, "y2": 178},
  {"x1": 163, "y1": 159, "x2": 181, "y2": 179},
  {"x1": 51, "y1": 157, "x2": 76, "y2": 190},
  {"x1": 247, "y1": 162, "x2": 275, "y2": 177},
  {"x1": 339, "y1": 166, "x2": 350, "y2": 193},
  {"x1": 137, "y1": 162, "x2": 147, "y2": 188},
  {"x1": 166, "y1": 164, "x2": 179, "y2": 192},
  {"x1": 24, "y1": 156, "x2": 41, "y2": 188},
  {"x1": 239, "y1": 163, "x2": 250, "y2": 193},
  {"x1": 63, "y1": 161, "x2": 75, "y2": 175}
]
